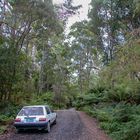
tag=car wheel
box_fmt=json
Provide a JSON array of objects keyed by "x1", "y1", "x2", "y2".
[
  {"x1": 53, "y1": 119, "x2": 57, "y2": 124},
  {"x1": 47, "y1": 121, "x2": 51, "y2": 133}
]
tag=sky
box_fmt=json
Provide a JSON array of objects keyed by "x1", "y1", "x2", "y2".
[{"x1": 53, "y1": 0, "x2": 91, "y2": 28}]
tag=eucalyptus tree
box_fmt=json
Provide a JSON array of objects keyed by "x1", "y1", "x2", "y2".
[
  {"x1": 88, "y1": 0, "x2": 140, "y2": 64},
  {"x1": 87, "y1": 0, "x2": 140, "y2": 102},
  {"x1": 68, "y1": 21, "x2": 100, "y2": 94},
  {"x1": 0, "y1": 0, "x2": 61, "y2": 101},
  {"x1": 54, "y1": 0, "x2": 82, "y2": 24}
]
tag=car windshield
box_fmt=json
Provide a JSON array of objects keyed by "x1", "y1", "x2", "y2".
[{"x1": 18, "y1": 107, "x2": 44, "y2": 116}]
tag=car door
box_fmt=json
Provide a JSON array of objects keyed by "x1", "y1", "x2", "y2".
[
  {"x1": 49, "y1": 108, "x2": 56, "y2": 122},
  {"x1": 45, "y1": 107, "x2": 53, "y2": 123}
]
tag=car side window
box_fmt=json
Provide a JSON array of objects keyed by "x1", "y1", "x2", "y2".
[{"x1": 45, "y1": 107, "x2": 50, "y2": 114}]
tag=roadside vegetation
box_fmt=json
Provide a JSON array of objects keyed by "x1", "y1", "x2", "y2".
[{"x1": 0, "y1": 0, "x2": 140, "y2": 139}]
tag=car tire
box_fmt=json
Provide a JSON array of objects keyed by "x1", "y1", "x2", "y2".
[
  {"x1": 47, "y1": 121, "x2": 51, "y2": 133},
  {"x1": 53, "y1": 119, "x2": 57, "y2": 124}
]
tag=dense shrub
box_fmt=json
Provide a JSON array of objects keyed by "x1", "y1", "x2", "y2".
[
  {"x1": 74, "y1": 89, "x2": 107, "y2": 109},
  {"x1": 0, "y1": 102, "x2": 22, "y2": 118},
  {"x1": 79, "y1": 101, "x2": 140, "y2": 140},
  {"x1": 0, "y1": 125, "x2": 7, "y2": 134},
  {"x1": 30, "y1": 92, "x2": 66, "y2": 109}
]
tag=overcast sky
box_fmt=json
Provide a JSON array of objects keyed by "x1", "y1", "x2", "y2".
[{"x1": 53, "y1": 0, "x2": 91, "y2": 28}]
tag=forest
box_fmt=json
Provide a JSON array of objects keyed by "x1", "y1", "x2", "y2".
[{"x1": 0, "y1": 0, "x2": 140, "y2": 139}]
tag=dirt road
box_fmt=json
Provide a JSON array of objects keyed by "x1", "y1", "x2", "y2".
[{"x1": 1, "y1": 109, "x2": 111, "y2": 140}]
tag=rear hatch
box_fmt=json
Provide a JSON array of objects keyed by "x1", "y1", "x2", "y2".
[{"x1": 16, "y1": 107, "x2": 45, "y2": 123}]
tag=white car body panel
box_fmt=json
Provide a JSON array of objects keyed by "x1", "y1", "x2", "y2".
[{"x1": 14, "y1": 105, "x2": 57, "y2": 130}]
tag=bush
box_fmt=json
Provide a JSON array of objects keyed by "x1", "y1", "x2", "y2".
[
  {"x1": 74, "y1": 91, "x2": 107, "y2": 109},
  {"x1": 0, "y1": 115, "x2": 13, "y2": 125},
  {"x1": 0, "y1": 125, "x2": 7, "y2": 134},
  {"x1": 81, "y1": 106, "x2": 97, "y2": 117},
  {"x1": 78, "y1": 99, "x2": 140, "y2": 140},
  {"x1": 30, "y1": 92, "x2": 66, "y2": 109},
  {"x1": 0, "y1": 102, "x2": 22, "y2": 118}
]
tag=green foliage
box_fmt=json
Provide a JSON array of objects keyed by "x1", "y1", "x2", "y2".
[
  {"x1": 0, "y1": 102, "x2": 21, "y2": 134},
  {"x1": 0, "y1": 0, "x2": 67, "y2": 106},
  {"x1": 74, "y1": 93, "x2": 104, "y2": 109},
  {"x1": 99, "y1": 39, "x2": 140, "y2": 103},
  {"x1": 0, "y1": 0, "x2": 140, "y2": 139},
  {"x1": 78, "y1": 100, "x2": 140, "y2": 140},
  {"x1": 0, "y1": 115, "x2": 13, "y2": 125},
  {"x1": 81, "y1": 106, "x2": 97, "y2": 117},
  {"x1": 30, "y1": 92, "x2": 66, "y2": 109},
  {"x1": 30, "y1": 92, "x2": 54, "y2": 105},
  {"x1": 0, "y1": 125, "x2": 7, "y2": 134},
  {"x1": 0, "y1": 102, "x2": 22, "y2": 118},
  {"x1": 74, "y1": 79, "x2": 140, "y2": 140}
]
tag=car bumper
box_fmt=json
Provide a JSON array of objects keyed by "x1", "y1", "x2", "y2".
[{"x1": 14, "y1": 122, "x2": 48, "y2": 129}]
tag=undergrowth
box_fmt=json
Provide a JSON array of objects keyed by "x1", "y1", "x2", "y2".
[{"x1": 74, "y1": 89, "x2": 140, "y2": 140}]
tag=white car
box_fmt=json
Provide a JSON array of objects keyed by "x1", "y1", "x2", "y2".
[{"x1": 14, "y1": 105, "x2": 57, "y2": 132}]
